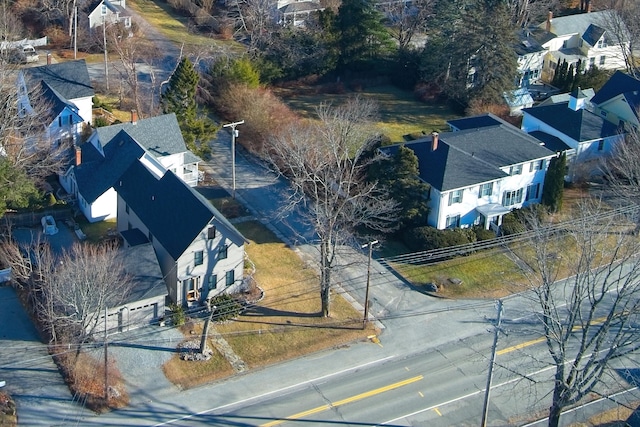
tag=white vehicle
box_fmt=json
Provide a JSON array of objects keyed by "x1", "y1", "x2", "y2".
[
  {"x1": 41, "y1": 215, "x2": 59, "y2": 236},
  {"x1": 10, "y1": 45, "x2": 39, "y2": 64}
]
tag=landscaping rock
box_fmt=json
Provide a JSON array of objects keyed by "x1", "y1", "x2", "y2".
[
  {"x1": 449, "y1": 278, "x2": 463, "y2": 285},
  {"x1": 424, "y1": 283, "x2": 438, "y2": 292}
]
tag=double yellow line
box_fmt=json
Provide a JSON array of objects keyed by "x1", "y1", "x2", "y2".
[{"x1": 260, "y1": 375, "x2": 423, "y2": 426}]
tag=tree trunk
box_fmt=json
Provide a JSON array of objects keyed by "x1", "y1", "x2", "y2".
[
  {"x1": 548, "y1": 378, "x2": 565, "y2": 427},
  {"x1": 548, "y1": 402, "x2": 562, "y2": 427},
  {"x1": 320, "y1": 240, "x2": 331, "y2": 317}
]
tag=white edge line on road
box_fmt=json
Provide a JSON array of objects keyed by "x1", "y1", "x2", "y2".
[
  {"x1": 379, "y1": 364, "x2": 557, "y2": 425},
  {"x1": 152, "y1": 355, "x2": 398, "y2": 426}
]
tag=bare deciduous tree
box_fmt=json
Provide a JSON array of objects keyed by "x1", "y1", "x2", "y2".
[
  {"x1": 599, "y1": 2, "x2": 640, "y2": 79},
  {"x1": 45, "y1": 242, "x2": 132, "y2": 349},
  {"x1": 264, "y1": 97, "x2": 398, "y2": 317},
  {"x1": 517, "y1": 201, "x2": 640, "y2": 427},
  {"x1": 380, "y1": 0, "x2": 434, "y2": 50}
]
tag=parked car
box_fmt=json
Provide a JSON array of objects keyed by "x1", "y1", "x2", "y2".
[
  {"x1": 9, "y1": 45, "x2": 39, "y2": 64},
  {"x1": 41, "y1": 215, "x2": 59, "y2": 236}
]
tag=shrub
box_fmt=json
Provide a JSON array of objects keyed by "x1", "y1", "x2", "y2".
[
  {"x1": 168, "y1": 303, "x2": 186, "y2": 326},
  {"x1": 209, "y1": 293, "x2": 242, "y2": 321},
  {"x1": 403, "y1": 226, "x2": 473, "y2": 252},
  {"x1": 502, "y1": 205, "x2": 548, "y2": 236},
  {"x1": 473, "y1": 226, "x2": 496, "y2": 241}
]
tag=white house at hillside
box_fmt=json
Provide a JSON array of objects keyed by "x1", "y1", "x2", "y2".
[
  {"x1": 535, "y1": 10, "x2": 628, "y2": 82},
  {"x1": 18, "y1": 60, "x2": 94, "y2": 147},
  {"x1": 382, "y1": 115, "x2": 556, "y2": 231},
  {"x1": 60, "y1": 113, "x2": 201, "y2": 223}
]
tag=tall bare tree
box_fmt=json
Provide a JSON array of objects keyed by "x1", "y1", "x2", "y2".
[
  {"x1": 380, "y1": 0, "x2": 434, "y2": 51},
  {"x1": 263, "y1": 97, "x2": 398, "y2": 317},
  {"x1": 516, "y1": 201, "x2": 640, "y2": 427},
  {"x1": 599, "y1": 2, "x2": 640, "y2": 78}
]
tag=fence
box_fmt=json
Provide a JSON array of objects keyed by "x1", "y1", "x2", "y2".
[
  {"x1": 0, "y1": 36, "x2": 48, "y2": 50},
  {"x1": 2, "y1": 208, "x2": 72, "y2": 228}
]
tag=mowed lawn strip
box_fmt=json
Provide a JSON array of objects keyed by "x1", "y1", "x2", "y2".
[
  {"x1": 275, "y1": 85, "x2": 462, "y2": 143},
  {"x1": 391, "y1": 248, "x2": 528, "y2": 299},
  {"x1": 163, "y1": 220, "x2": 375, "y2": 388}
]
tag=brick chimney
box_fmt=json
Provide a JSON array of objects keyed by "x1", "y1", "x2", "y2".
[
  {"x1": 131, "y1": 110, "x2": 138, "y2": 124},
  {"x1": 546, "y1": 11, "x2": 552, "y2": 32},
  {"x1": 47, "y1": 53, "x2": 51, "y2": 65},
  {"x1": 586, "y1": 0, "x2": 591, "y2": 13},
  {"x1": 75, "y1": 145, "x2": 81, "y2": 166},
  {"x1": 431, "y1": 132, "x2": 439, "y2": 151}
]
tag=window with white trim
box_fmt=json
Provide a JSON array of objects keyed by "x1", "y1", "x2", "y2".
[
  {"x1": 448, "y1": 189, "x2": 463, "y2": 206},
  {"x1": 218, "y1": 245, "x2": 228, "y2": 259},
  {"x1": 530, "y1": 160, "x2": 543, "y2": 172},
  {"x1": 208, "y1": 274, "x2": 217, "y2": 290},
  {"x1": 194, "y1": 250, "x2": 203, "y2": 266},
  {"x1": 478, "y1": 183, "x2": 493, "y2": 198},
  {"x1": 526, "y1": 183, "x2": 540, "y2": 201},
  {"x1": 445, "y1": 214, "x2": 460, "y2": 229},
  {"x1": 509, "y1": 164, "x2": 523, "y2": 175},
  {"x1": 502, "y1": 188, "x2": 524, "y2": 206}
]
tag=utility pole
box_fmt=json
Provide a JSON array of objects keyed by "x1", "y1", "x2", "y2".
[
  {"x1": 200, "y1": 303, "x2": 217, "y2": 354},
  {"x1": 103, "y1": 17, "x2": 109, "y2": 91},
  {"x1": 103, "y1": 305, "x2": 108, "y2": 401},
  {"x1": 222, "y1": 120, "x2": 244, "y2": 199},
  {"x1": 74, "y1": 6, "x2": 77, "y2": 60},
  {"x1": 361, "y1": 240, "x2": 378, "y2": 328},
  {"x1": 481, "y1": 299, "x2": 503, "y2": 427}
]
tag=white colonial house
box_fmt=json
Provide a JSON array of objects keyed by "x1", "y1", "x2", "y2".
[
  {"x1": 115, "y1": 159, "x2": 247, "y2": 307},
  {"x1": 18, "y1": 59, "x2": 94, "y2": 146},
  {"x1": 536, "y1": 10, "x2": 628, "y2": 82},
  {"x1": 521, "y1": 87, "x2": 624, "y2": 179},
  {"x1": 382, "y1": 115, "x2": 556, "y2": 231},
  {"x1": 515, "y1": 28, "x2": 548, "y2": 88},
  {"x1": 60, "y1": 113, "x2": 201, "y2": 223}
]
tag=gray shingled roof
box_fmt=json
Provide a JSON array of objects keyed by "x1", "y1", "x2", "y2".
[
  {"x1": 447, "y1": 113, "x2": 505, "y2": 131},
  {"x1": 515, "y1": 29, "x2": 547, "y2": 56},
  {"x1": 381, "y1": 123, "x2": 554, "y2": 192},
  {"x1": 22, "y1": 59, "x2": 94, "y2": 101},
  {"x1": 39, "y1": 81, "x2": 83, "y2": 123},
  {"x1": 523, "y1": 102, "x2": 621, "y2": 141},
  {"x1": 75, "y1": 130, "x2": 145, "y2": 203},
  {"x1": 96, "y1": 113, "x2": 199, "y2": 161},
  {"x1": 116, "y1": 161, "x2": 246, "y2": 260},
  {"x1": 541, "y1": 10, "x2": 610, "y2": 37},
  {"x1": 119, "y1": 242, "x2": 167, "y2": 305},
  {"x1": 528, "y1": 131, "x2": 572, "y2": 152}
]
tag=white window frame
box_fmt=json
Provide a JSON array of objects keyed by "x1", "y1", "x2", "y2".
[
  {"x1": 445, "y1": 214, "x2": 460, "y2": 229},
  {"x1": 509, "y1": 164, "x2": 523, "y2": 176},
  {"x1": 448, "y1": 189, "x2": 463, "y2": 206},
  {"x1": 530, "y1": 160, "x2": 543, "y2": 172},
  {"x1": 502, "y1": 188, "x2": 524, "y2": 207},
  {"x1": 478, "y1": 183, "x2": 493, "y2": 198}
]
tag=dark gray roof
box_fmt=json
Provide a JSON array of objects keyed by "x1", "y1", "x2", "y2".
[
  {"x1": 522, "y1": 102, "x2": 621, "y2": 141},
  {"x1": 582, "y1": 23, "x2": 605, "y2": 46},
  {"x1": 22, "y1": 59, "x2": 94, "y2": 101},
  {"x1": 119, "y1": 243, "x2": 167, "y2": 305},
  {"x1": 447, "y1": 113, "x2": 506, "y2": 131},
  {"x1": 381, "y1": 123, "x2": 554, "y2": 192},
  {"x1": 280, "y1": 1, "x2": 320, "y2": 13},
  {"x1": 39, "y1": 81, "x2": 83, "y2": 123},
  {"x1": 96, "y1": 113, "x2": 199, "y2": 161},
  {"x1": 528, "y1": 131, "x2": 572, "y2": 152},
  {"x1": 75, "y1": 130, "x2": 145, "y2": 203},
  {"x1": 514, "y1": 29, "x2": 546, "y2": 56},
  {"x1": 591, "y1": 71, "x2": 640, "y2": 116},
  {"x1": 116, "y1": 161, "x2": 246, "y2": 260}
]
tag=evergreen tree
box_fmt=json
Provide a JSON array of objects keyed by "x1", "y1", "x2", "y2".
[
  {"x1": 542, "y1": 152, "x2": 566, "y2": 213},
  {"x1": 336, "y1": 0, "x2": 394, "y2": 74},
  {"x1": 369, "y1": 145, "x2": 430, "y2": 230},
  {"x1": 0, "y1": 157, "x2": 38, "y2": 218},
  {"x1": 162, "y1": 57, "x2": 217, "y2": 158}
]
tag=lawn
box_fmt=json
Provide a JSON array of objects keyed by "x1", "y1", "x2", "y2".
[
  {"x1": 276, "y1": 84, "x2": 462, "y2": 143},
  {"x1": 128, "y1": 0, "x2": 243, "y2": 50},
  {"x1": 389, "y1": 248, "x2": 529, "y2": 299},
  {"x1": 163, "y1": 220, "x2": 376, "y2": 389}
]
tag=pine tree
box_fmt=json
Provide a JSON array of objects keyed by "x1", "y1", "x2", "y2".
[
  {"x1": 542, "y1": 152, "x2": 566, "y2": 213},
  {"x1": 162, "y1": 57, "x2": 217, "y2": 157},
  {"x1": 336, "y1": 0, "x2": 394, "y2": 73}
]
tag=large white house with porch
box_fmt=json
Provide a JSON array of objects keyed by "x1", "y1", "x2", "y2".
[{"x1": 382, "y1": 114, "x2": 556, "y2": 231}]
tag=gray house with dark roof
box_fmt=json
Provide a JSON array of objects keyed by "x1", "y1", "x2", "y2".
[
  {"x1": 382, "y1": 117, "x2": 555, "y2": 231},
  {"x1": 116, "y1": 160, "x2": 247, "y2": 307},
  {"x1": 521, "y1": 88, "x2": 624, "y2": 180},
  {"x1": 60, "y1": 113, "x2": 202, "y2": 223},
  {"x1": 87, "y1": 0, "x2": 131, "y2": 30}
]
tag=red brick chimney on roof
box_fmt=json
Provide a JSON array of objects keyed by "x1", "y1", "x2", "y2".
[
  {"x1": 75, "y1": 145, "x2": 81, "y2": 166},
  {"x1": 431, "y1": 131, "x2": 439, "y2": 151},
  {"x1": 546, "y1": 11, "x2": 552, "y2": 32},
  {"x1": 131, "y1": 110, "x2": 138, "y2": 125},
  {"x1": 47, "y1": 53, "x2": 51, "y2": 65}
]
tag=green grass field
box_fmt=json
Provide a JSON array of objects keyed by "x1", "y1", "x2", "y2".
[{"x1": 277, "y1": 85, "x2": 462, "y2": 143}]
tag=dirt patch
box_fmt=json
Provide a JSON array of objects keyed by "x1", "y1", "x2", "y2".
[{"x1": 0, "y1": 391, "x2": 16, "y2": 427}]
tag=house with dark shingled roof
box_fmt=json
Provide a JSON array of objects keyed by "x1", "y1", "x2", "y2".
[
  {"x1": 590, "y1": 70, "x2": 640, "y2": 129},
  {"x1": 521, "y1": 87, "x2": 624, "y2": 180},
  {"x1": 60, "y1": 113, "x2": 202, "y2": 223},
  {"x1": 17, "y1": 59, "x2": 94, "y2": 148},
  {"x1": 382, "y1": 114, "x2": 556, "y2": 231}
]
